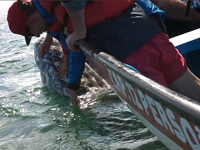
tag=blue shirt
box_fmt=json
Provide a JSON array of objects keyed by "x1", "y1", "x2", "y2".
[{"x1": 136, "y1": 0, "x2": 166, "y2": 20}]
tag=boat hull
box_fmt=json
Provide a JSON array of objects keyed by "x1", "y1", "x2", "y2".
[{"x1": 78, "y1": 36, "x2": 200, "y2": 150}]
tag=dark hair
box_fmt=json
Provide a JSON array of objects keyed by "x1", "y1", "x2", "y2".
[{"x1": 17, "y1": 0, "x2": 36, "y2": 17}]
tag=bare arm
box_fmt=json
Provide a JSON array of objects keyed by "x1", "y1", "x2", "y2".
[
  {"x1": 39, "y1": 33, "x2": 53, "y2": 57},
  {"x1": 57, "y1": 51, "x2": 70, "y2": 79},
  {"x1": 66, "y1": 9, "x2": 86, "y2": 37},
  {"x1": 69, "y1": 89, "x2": 79, "y2": 107},
  {"x1": 153, "y1": 0, "x2": 200, "y2": 22}
]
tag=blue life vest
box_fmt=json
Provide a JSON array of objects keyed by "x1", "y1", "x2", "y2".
[
  {"x1": 33, "y1": 1, "x2": 56, "y2": 22},
  {"x1": 136, "y1": 0, "x2": 166, "y2": 20},
  {"x1": 33, "y1": 0, "x2": 86, "y2": 86}
]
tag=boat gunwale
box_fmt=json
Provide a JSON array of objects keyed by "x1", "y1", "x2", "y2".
[{"x1": 77, "y1": 40, "x2": 200, "y2": 127}]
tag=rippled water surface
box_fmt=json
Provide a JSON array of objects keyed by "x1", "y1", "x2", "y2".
[{"x1": 0, "y1": 8, "x2": 168, "y2": 150}]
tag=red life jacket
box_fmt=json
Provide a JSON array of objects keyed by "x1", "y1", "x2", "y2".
[{"x1": 39, "y1": 0, "x2": 136, "y2": 32}]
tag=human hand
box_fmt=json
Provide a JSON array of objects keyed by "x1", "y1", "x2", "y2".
[
  {"x1": 39, "y1": 33, "x2": 53, "y2": 58},
  {"x1": 69, "y1": 89, "x2": 79, "y2": 107},
  {"x1": 65, "y1": 32, "x2": 86, "y2": 52},
  {"x1": 57, "y1": 54, "x2": 69, "y2": 78}
]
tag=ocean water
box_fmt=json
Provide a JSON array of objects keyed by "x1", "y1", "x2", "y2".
[{"x1": 0, "y1": 8, "x2": 168, "y2": 150}]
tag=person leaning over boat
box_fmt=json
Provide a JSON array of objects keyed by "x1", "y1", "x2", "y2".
[
  {"x1": 60, "y1": 0, "x2": 200, "y2": 101},
  {"x1": 7, "y1": 0, "x2": 200, "y2": 103},
  {"x1": 151, "y1": 0, "x2": 200, "y2": 78}
]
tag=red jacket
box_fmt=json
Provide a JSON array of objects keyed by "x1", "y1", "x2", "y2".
[{"x1": 40, "y1": 0, "x2": 136, "y2": 32}]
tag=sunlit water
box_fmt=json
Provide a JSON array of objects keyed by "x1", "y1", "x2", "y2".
[{"x1": 0, "y1": 8, "x2": 167, "y2": 150}]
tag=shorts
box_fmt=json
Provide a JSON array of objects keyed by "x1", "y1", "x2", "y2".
[{"x1": 122, "y1": 32, "x2": 187, "y2": 87}]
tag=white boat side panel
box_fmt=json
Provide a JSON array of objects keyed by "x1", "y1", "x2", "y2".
[
  {"x1": 169, "y1": 28, "x2": 200, "y2": 54},
  {"x1": 118, "y1": 96, "x2": 183, "y2": 150},
  {"x1": 170, "y1": 28, "x2": 200, "y2": 46}
]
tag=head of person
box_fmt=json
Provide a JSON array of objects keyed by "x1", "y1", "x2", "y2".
[{"x1": 7, "y1": 0, "x2": 48, "y2": 45}]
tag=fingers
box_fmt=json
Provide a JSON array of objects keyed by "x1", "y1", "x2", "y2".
[
  {"x1": 39, "y1": 44, "x2": 51, "y2": 58},
  {"x1": 65, "y1": 28, "x2": 80, "y2": 52},
  {"x1": 64, "y1": 27, "x2": 71, "y2": 36},
  {"x1": 39, "y1": 44, "x2": 44, "y2": 58},
  {"x1": 66, "y1": 34, "x2": 82, "y2": 52},
  {"x1": 39, "y1": 37, "x2": 53, "y2": 58},
  {"x1": 67, "y1": 43, "x2": 81, "y2": 52},
  {"x1": 69, "y1": 89, "x2": 79, "y2": 107},
  {"x1": 71, "y1": 98, "x2": 79, "y2": 107},
  {"x1": 57, "y1": 64, "x2": 69, "y2": 79},
  {"x1": 43, "y1": 47, "x2": 49, "y2": 56},
  {"x1": 39, "y1": 46, "x2": 47, "y2": 58},
  {"x1": 39, "y1": 42, "x2": 47, "y2": 58}
]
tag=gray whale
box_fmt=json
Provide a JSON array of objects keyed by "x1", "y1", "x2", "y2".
[{"x1": 34, "y1": 38, "x2": 110, "y2": 98}]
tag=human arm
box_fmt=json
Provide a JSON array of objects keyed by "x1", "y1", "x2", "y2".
[
  {"x1": 61, "y1": 1, "x2": 87, "y2": 52},
  {"x1": 39, "y1": 32, "x2": 53, "y2": 57},
  {"x1": 50, "y1": 32, "x2": 86, "y2": 107},
  {"x1": 67, "y1": 50, "x2": 86, "y2": 90},
  {"x1": 55, "y1": 33, "x2": 86, "y2": 91},
  {"x1": 67, "y1": 50, "x2": 86, "y2": 107},
  {"x1": 60, "y1": 40, "x2": 86, "y2": 107},
  {"x1": 58, "y1": 46, "x2": 86, "y2": 107},
  {"x1": 69, "y1": 89, "x2": 79, "y2": 106},
  {"x1": 58, "y1": 45, "x2": 86, "y2": 107},
  {"x1": 57, "y1": 46, "x2": 70, "y2": 79},
  {"x1": 153, "y1": 0, "x2": 200, "y2": 22}
]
